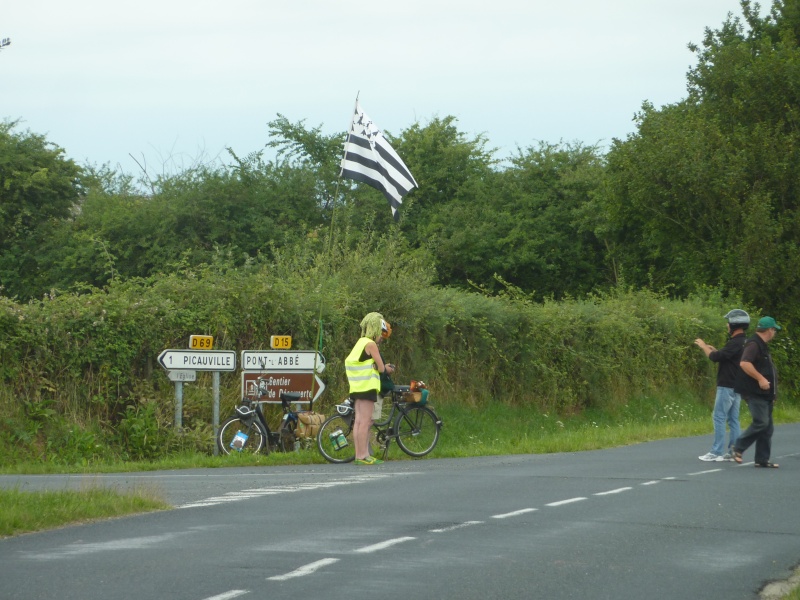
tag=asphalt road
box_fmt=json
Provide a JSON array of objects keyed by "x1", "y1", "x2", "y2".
[{"x1": 0, "y1": 424, "x2": 798, "y2": 600}]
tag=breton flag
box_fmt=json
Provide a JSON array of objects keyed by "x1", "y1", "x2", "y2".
[{"x1": 340, "y1": 102, "x2": 418, "y2": 220}]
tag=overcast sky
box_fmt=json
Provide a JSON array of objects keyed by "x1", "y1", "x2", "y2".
[{"x1": 2, "y1": 1, "x2": 748, "y2": 173}]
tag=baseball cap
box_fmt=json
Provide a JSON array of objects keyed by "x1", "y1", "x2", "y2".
[{"x1": 757, "y1": 316, "x2": 781, "y2": 330}]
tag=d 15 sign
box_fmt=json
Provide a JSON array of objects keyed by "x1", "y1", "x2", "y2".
[
  {"x1": 270, "y1": 335, "x2": 291, "y2": 349},
  {"x1": 241, "y1": 371, "x2": 326, "y2": 404},
  {"x1": 240, "y1": 350, "x2": 325, "y2": 373},
  {"x1": 158, "y1": 349, "x2": 236, "y2": 372}
]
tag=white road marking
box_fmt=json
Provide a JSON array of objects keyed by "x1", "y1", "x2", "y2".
[
  {"x1": 594, "y1": 487, "x2": 632, "y2": 496},
  {"x1": 354, "y1": 537, "x2": 416, "y2": 553},
  {"x1": 689, "y1": 469, "x2": 722, "y2": 475},
  {"x1": 491, "y1": 508, "x2": 538, "y2": 519},
  {"x1": 430, "y1": 521, "x2": 484, "y2": 532},
  {"x1": 267, "y1": 558, "x2": 340, "y2": 581},
  {"x1": 177, "y1": 475, "x2": 396, "y2": 509},
  {"x1": 545, "y1": 497, "x2": 587, "y2": 507},
  {"x1": 641, "y1": 480, "x2": 661, "y2": 486},
  {"x1": 202, "y1": 591, "x2": 249, "y2": 600}
]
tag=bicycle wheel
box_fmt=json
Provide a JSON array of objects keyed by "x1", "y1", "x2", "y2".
[
  {"x1": 394, "y1": 405, "x2": 440, "y2": 457},
  {"x1": 316, "y1": 414, "x2": 356, "y2": 463},
  {"x1": 217, "y1": 417, "x2": 268, "y2": 455}
]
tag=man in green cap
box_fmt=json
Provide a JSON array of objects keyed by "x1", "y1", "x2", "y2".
[{"x1": 731, "y1": 316, "x2": 781, "y2": 468}]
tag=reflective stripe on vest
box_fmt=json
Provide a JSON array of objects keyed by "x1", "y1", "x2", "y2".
[{"x1": 345, "y1": 337, "x2": 380, "y2": 394}]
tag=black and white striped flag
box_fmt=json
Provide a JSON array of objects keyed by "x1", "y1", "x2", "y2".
[{"x1": 340, "y1": 102, "x2": 418, "y2": 220}]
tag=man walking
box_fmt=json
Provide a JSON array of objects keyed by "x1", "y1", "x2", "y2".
[
  {"x1": 694, "y1": 309, "x2": 749, "y2": 461},
  {"x1": 732, "y1": 316, "x2": 781, "y2": 468}
]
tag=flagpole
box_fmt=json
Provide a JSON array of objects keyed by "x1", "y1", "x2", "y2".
[{"x1": 308, "y1": 93, "x2": 360, "y2": 408}]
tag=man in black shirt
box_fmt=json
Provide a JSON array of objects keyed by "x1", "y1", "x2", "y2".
[
  {"x1": 694, "y1": 309, "x2": 749, "y2": 461},
  {"x1": 732, "y1": 316, "x2": 781, "y2": 468}
]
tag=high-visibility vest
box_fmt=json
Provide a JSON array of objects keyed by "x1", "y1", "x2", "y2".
[{"x1": 345, "y1": 337, "x2": 380, "y2": 394}]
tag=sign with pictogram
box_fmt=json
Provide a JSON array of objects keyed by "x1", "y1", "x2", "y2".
[{"x1": 241, "y1": 371, "x2": 326, "y2": 405}]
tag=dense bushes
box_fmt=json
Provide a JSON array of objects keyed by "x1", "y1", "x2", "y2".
[{"x1": 3, "y1": 239, "x2": 790, "y2": 464}]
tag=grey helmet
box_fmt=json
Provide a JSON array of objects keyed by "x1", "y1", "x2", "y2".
[{"x1": 724, "y1": 309, "x2": 750, "y2": 325}]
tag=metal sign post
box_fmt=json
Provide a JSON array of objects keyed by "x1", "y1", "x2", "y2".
[{"x1": 157, "y1": 348, "x2": 236, "y2": 445}]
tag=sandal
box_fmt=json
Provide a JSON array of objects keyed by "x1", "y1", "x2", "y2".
[
  {"x1": 732, "y1": 450, "x2": 743, "y2": 464},
  {"x1": 754, "y1": 462, "x2": 779, "y2": 468}
]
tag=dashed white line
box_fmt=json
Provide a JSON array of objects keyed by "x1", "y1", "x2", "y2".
[
  {"x1": 594, "y1": 487, "x2": 632, "y2": 496},
  {"x1": 203, "y1": 591, "x2": 249, "y2": 600},
  {"x1": 354, "y1": 537, "x2": 416, "y2": 553},
  {"x1": 491, "y1": 508, "x2": 538, "y2": 519},
  {"x1": 641, "y1": 480, "x2": 660, "y2": 486},
  {"x1": 545, "y1": 497, "x2": 587, "y2": 507},
  {"x1": 430, "y1": 521, "x2": 484, "y2": 533},
  {"x1": 689, "y1": 469, "x2": 723, "y2": 475},
  {"x1": 177, "y1": 475, "x2": 395, "y2": 509},
  {"x1": 267, "y1": 558, "x2": 340, "y2": 581}
]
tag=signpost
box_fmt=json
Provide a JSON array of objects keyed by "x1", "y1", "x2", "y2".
[
  {"x1": 240, "y1": 350, "x2": 325, "y2": 373},
  {"x1": 158, "y1": 345, "x2": 236, "y2": 456},
  {"x1": 241, "y1": 371, "x2": 326, "y2": 406},
  {"x1": 158, "y1": 349, "x2": 236, "y2": 371},
  {"x1": 167, "y1": 370, "x2": 197, "y2": 382}
]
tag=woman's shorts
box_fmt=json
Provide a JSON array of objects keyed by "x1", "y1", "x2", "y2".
[{"x1": 350, "y1": 390, "x2": 378, "y2": 402}]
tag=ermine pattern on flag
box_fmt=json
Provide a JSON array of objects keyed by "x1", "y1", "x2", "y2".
[{"x1": 340, "y1": 102, "x2": 417, "y2": 219}]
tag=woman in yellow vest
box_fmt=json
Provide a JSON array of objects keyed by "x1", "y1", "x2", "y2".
[{"x1": 345, "y1": 312, "x2": 395, "y2": 465}]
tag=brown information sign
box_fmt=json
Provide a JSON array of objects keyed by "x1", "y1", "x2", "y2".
[{"x1": 240, "y1": 371, "x2": 325, "y2": 405}]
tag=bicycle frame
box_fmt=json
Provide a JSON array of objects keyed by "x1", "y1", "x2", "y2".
[
  {"x1": 317, "y1": 385, "x2": 442, "y2": 462},
  {"x1": 373, "y1": 388, "x2": 442, "y2": 459}
]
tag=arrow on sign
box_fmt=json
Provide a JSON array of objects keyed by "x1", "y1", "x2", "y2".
[
  {"x1": 241, "y1": 371, "x2": 326, "y2": 404},
  {"x1": 240, "y1": 350, "x2": 325, "y2": 373},
  {"x1": 158, "y1": 349, "x2": 237, "y2": 372}
]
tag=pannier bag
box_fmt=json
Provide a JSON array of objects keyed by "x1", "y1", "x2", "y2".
[
  {"x1": 403, "y1": 380, "x2": 429, "y2": 405},
  {"x1": 296, "y1": 411, "x2": 326, "y2": 438}
]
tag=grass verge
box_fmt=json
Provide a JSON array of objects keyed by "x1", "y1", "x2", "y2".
[{"x1": 0, "y1": 486, "x2": 168, "y2": 538}]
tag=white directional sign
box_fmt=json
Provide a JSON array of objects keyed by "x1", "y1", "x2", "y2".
[
  {"x1": 167, "y1": 370, "x2": 197, "y2": 382},
  {"x1": 158, "y1": 349, "x2": 236, "y2": 372},
  {"x1": 240, "y1": 350, "x2": 325, "y2": 373}
]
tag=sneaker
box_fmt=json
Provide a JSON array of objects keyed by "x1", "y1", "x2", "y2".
[
  {"x1": 721, "y1": 452, "x2": 735, "y2": 461},
  {"x1": 354, "y1": 456, "x2": 384, "y2": 465},
  {"x1": 698, "y1": 452, "x2": 723, "y2": 462}
]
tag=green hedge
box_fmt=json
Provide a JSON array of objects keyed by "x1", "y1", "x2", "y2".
[{"x1": 0, "y1": 239, "x2": 794, "y2": 463}]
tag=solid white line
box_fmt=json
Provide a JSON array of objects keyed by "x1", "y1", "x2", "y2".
[
  {"x1": 267, "y1": 558, "x2": 339, "y2": 581},
  {"x1": 545, "y1": 497, "x2": 587, "y2": 507},
  {"x1": 689, "y1": 469, "x2": 722, "y2": 475},
  {"x1": 202, "y1": 591, "x2": 249, "y2": 600},
  {"x1": 594, "y1": 487, "x2": 632, "y2": 496},
  {"x1": 354, "y1": 537, "x2": 415, "y2": 553},
  {"x1": 430, "y1": 521, "x2": 484, "y2": 533},
  {"x1": 491, "y1": 508, "x2": 538, "y2": 519}
]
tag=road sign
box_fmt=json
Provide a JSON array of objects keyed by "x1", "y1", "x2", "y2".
[
  {"x1": 158, "y1": 349, "x2": 236, "y2": 372},
  {"x1": 167, "y1": 370, "x2": 197, "y2": 382},
  {"x1": 270, "y1": 335, "x2": 292, "y2": 349},
  {"x1": 241, "y1": 371, "x2": 326, "y2": 404},
  {"x1": 189, "y1": 335, "x2": 214, "y2": 349},
  {"x1": 240, "y1": 350, "x2": 325, "y2": 373}
]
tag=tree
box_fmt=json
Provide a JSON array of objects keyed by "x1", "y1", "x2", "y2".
[
  {"x1": 0, "y1": 121, "x2": 84, "y2": 299},
  {"x1": 595, "y1": 0, "x2": 800, "y2": 325}
]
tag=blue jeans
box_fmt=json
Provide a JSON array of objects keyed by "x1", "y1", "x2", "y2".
[{"x1": 710, "y1": 386, "x2": 741, "y2": 456}]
